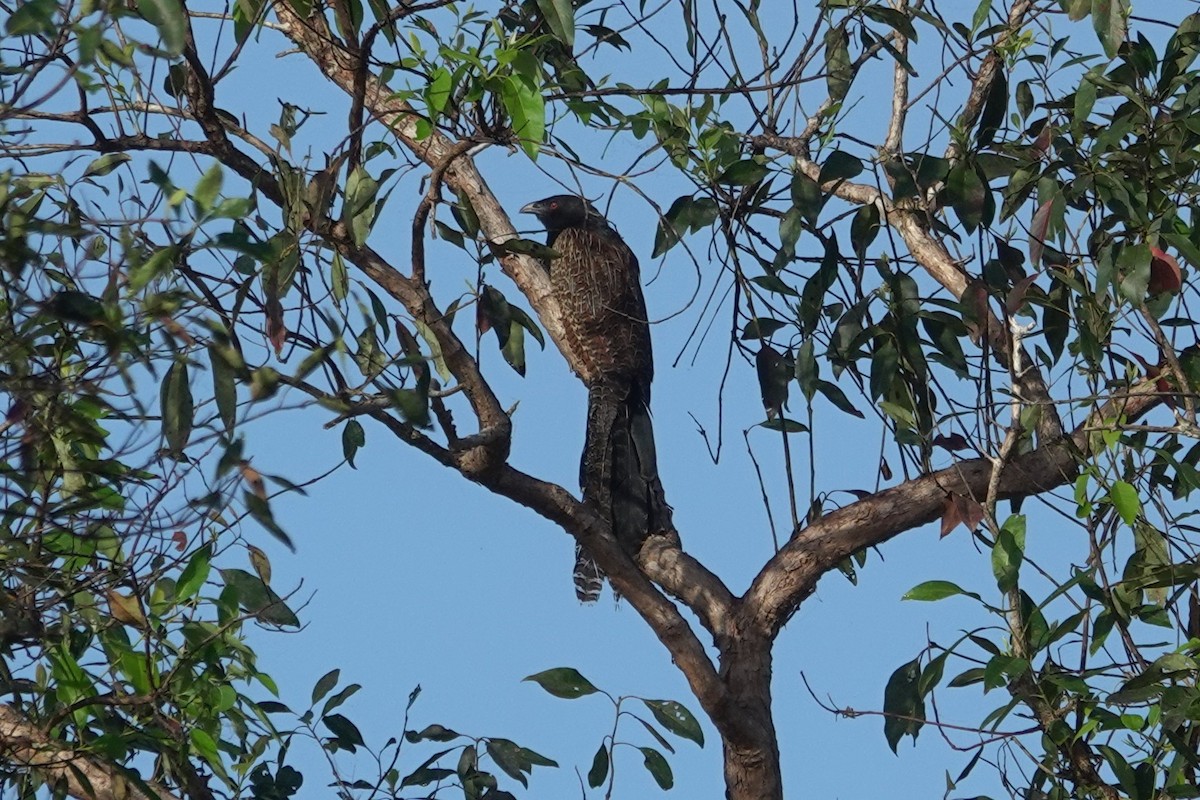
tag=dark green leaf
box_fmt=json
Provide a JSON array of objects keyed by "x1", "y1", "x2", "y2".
[
  {"x1": 976, "y1": 69, "x2": 1007, "y2": 147},
  {"x1": 219, "y1": 568, "x2": 300, "y2": 626},
  {"x1": 639, "y1": 747, "x2": 673, "y2": 790},
  {"x1": 161, "y1": 360, "x2": 194, "y2": 457},
  {"x1": 312, "y1": 669, "x2": 340, "y2": 705},
  {"x1": 523, "y1": 668, "x2": 599, "y2": 699},
  {"x1": 791, "y1": 171, "x2": 824, "y2": 226},
  {"x1": 850, "y1": 204, "x2": 880, "y2": 259},
  {"x1": 824, "y1": 26, "x2": 853, "y2": 102},
  {"x1": 817, "y1": 380, "x2": 863, "y2": 418},
  {"x1": 717, "y1": 159, "x2": 769, "y2": 186},
  {"x1": 741, "y1": 317, "x2": 787, "y2": 340},
  {"x1": 342, "y1": 420, "x2": 365, "y2": 468},
  {"x1": 587, "y1": 744, "x2": 608, "y2": 788},
  {"x1": 209, "y1": 345, "x2": 237, "y2": 432},
  {"x1": 642, "y1": 700, "x2": 704, "y2": 747},
  {"x1": 883, "y1": 658, "x2": 924, "y2": 752},
  {"x1": 818, "y1": 151, "x2": 864, "y2": 184},
  {"x1": 243, "y1": 492, "x2": 296, "y2": 551},
  {"x1": 323, "y1": 713, "x2": 366, "y2": 752}
]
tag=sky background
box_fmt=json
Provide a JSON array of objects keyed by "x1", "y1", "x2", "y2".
[{"x1": 42, "y1": 2, "x2": 1194, "y2": 798}]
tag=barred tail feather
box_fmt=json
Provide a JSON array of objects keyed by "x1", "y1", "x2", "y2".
[{"x1": 573, "y1": 544, "x2": 604, "y2": 603}]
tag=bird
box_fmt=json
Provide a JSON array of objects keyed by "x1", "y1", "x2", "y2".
[{"x1": 519, "y1": 195, "x2": 672, "y2": 602}]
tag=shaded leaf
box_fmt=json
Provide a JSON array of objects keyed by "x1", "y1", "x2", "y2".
[{"x1": 883, "y1": 658, "x2": 924, "y2": 752}]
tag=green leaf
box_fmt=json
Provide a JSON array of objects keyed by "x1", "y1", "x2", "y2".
[
  {"x1": 312, "y1": 669, "x2": 340, "y2": 705},
  {"x1": 323, "y1": 713, "x2": 365, "y2": 752},
  {"x1": 177, "y1": 545, "x2": 211, "y2": 601},
  {"x1": 219, "y1": 568, "x2": 300, "y2": 626},
  {"x1": 863, "y1": 5, "x2": 917, "y2": 41},
  {"x1": 194, "y1": 163, "x2": 223, "y2": 214},
  {"x1": 883, "y1": 658, "x2": 924, "y2": 752},
  {"x1": 161, "y1": 360, "x2": 194, "y2": 457},
  {"x1": 427, "y1": 68, "x2": 453, "y2": 116},
  {"x1": 717, "y1": 159, "x2": 769, "y2": 186},
  {"x1": 209, "y1": 345, "x2": 237, "y2": 432},
  {"x1": 587, "y1": 743, "x2": 608, "y2": 788},
  {"x1": 992, "y1": 515, "x2": 1025, "y2": 593},
  {"x1": 818, "y1": 151, "x2": 864, "y2": 184},
  {"x1": 244, "y1": 491, "x2": 296, "y2": 551},
  {"x1": 1110, "y1": 480, "x2": 1141, "y2": 525},
  {"x1": 824, "y1": 26, "x2": 853, "y2": 103},
  {"x1": 1092, "y1": 0, "x2": 1129, "y2": 59},
  {"x1": 535, "y1": 0, "x2": 574, "y2": 47},
  {"x1": 128, "y1": 245, "x2": 177, "y2": 292},
  {"x1": 1118, "y1": 243, "x2": 1151, "y2": 305},
  {"x1": 639, "y1": 747, "x2": 673, "y2": 790},
  {"x1": 976, "y1": 69, "x2": 1007, "y2": 147},
  {"x1": 902, "y1": 580, "x2": 980, "y2": 602},
  {"x1": 817, "y1": 380, "x2": 863, "y2": 418},
  {"x1": 791, "y1": 170, "x2": 824, "y2": 226},
  {"x1": 189, "y1": 729, "x2": 221, "y2": 767},
  {"x1": 501, "y1": 74, "x2": 546, "y2": 160},
  {"x1": 342, "y1": 420, "x2": 365, "y2": 468},
  {"x1": 344, "y1": 166, "x2": 379, "y2": 245},
  {"x1": 741, "y1": 317, "x2": 787, "y2": 340},
  {"x1": 7, "y1": 0, "x2": 57, "y2": 36},
  {"x1": 850, "y1": 204, "x2": 880, "y2": 259},
  {"x1": 523, "y1": 667, "x2": 599, "y2": 699},
  {"x1": 945, "y1": 163, "x2": 986, "y2": 233},
  {"x1": 137, "y1": 0, "x2": 186, "y2": 54},
  {"x1": 642, "y1": 700, "x2": 704, "y2": 747},
  {"x1": 82, "y1": 153, "x2": 131, "y2": 179},
  {"x1": 405, "y1": 724, "x2": 460, "y2": 743}
]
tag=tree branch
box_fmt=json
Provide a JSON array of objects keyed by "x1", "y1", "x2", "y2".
[
  {"x1": 742, "y1": 382, "x2": 1161, "y2": 639},
  {"x1": 0, "y1": 705, "x2": 182, "y2": 800}
]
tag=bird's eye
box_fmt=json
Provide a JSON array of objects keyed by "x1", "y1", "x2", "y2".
[{"x1": 550, "y1": 201, "x2": 558, "y2": 208}]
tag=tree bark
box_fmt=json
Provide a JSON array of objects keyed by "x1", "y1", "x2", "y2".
[{"x1": 719, "y1": 640, "x2": 782, "y2": 800}]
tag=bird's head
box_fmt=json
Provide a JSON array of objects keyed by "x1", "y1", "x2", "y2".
[{"x1": 519, "y1": 195, "x2": 605, "y2": 232}]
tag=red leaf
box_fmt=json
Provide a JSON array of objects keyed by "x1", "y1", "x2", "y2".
[
  {"x1": 265, "y1": 297, "x2": 286, "y2": 356},
  {"x1": 1149, "y1": 247, "x2": 1182, "y2": 295},
  {"x1": 933, "y1": 433, "x2": 971, "y2": 451},
  {"x1": 172, "y1": 531, "x2": 187, "y2": 551},
  {"x1": 941, "y1": 493, "x2": 985, "y2": 537},
  {"x1": 1005, "y1": 273, "x2": 1039, "y2": 315}
]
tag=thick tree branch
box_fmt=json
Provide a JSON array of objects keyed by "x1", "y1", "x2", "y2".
[
  {"x1": 0, "y1": 705, "x2": 181, "y2": 800},
  {"x1": 742, "y1": 383, "x2": 1161, "y2": 639}
]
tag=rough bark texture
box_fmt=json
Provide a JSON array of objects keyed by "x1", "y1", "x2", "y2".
[{"x1": 0, "y1": 705, "x2": 181, "y2": 800}]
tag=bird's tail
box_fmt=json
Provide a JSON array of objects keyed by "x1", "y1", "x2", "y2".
[{"x1": 575, "y1": 383, "x2": 672, "y2": 603}]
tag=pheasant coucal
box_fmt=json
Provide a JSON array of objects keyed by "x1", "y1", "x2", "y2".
[{"x1": 520, "y1": 195, "x2": 672, "y2": 602}]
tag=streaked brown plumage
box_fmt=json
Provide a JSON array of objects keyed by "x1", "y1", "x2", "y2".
[{"x1": 520, "y1": 195, "x2": 671, "y2": 602}]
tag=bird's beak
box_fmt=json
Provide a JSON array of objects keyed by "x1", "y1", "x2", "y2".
[{"x1": 519, "y1": 201, "x2": 540, "y2": 215}]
